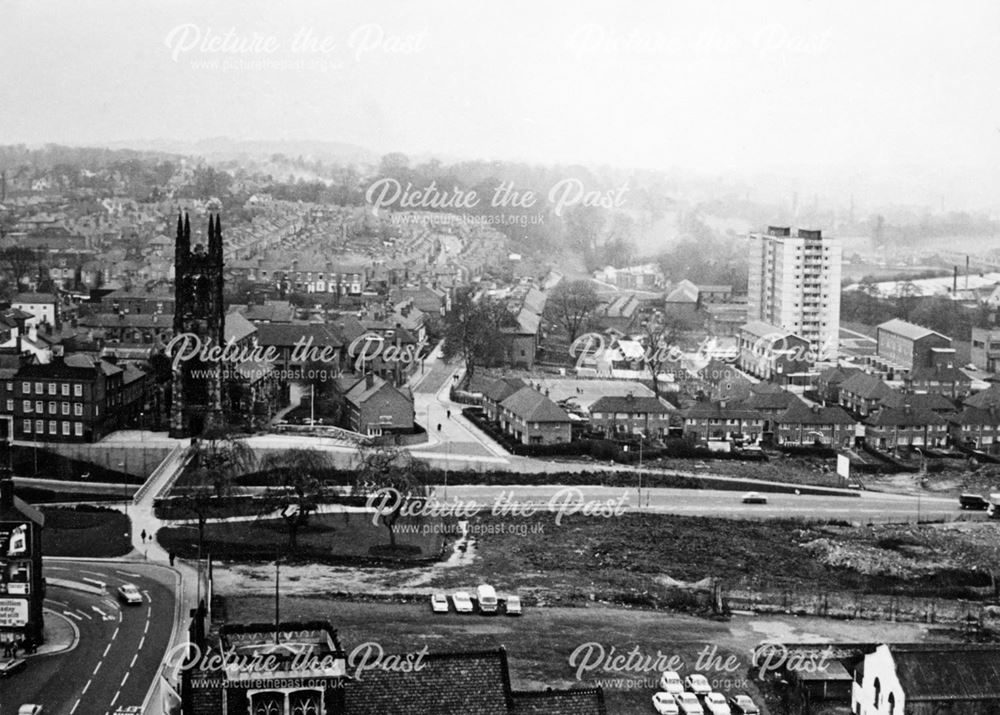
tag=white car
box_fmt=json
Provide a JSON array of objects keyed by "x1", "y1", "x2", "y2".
[
  {"x1": 703, "y1": 692, "x2": 731, "y2": 715},
  {"x1": 430, "y1": 593, "x2": 449, "y2": 613},
  {"x1": 653, "y1": 691, "x2": 680, "y2": 715},
  {"x1": 18, "y1": 706, "x2": 44, "y2": 715},
  {"x1": 684, "y1": 673, "x2": 712, "y2": 695},
  {"x1": 505, "y1": 595, "x2": 522, "y2": 615},
  {"x1": 674, "y1": 692, "x2": 704, "y2": 715},
  {"x1": 452, "y1": 591, "x2": 473, "y2": 613},
  {"x1": 742, "y1": 492, "x2": 767, "y2": 504},
  {"x1": 659, "y1": 670, "x2": 683, "y2": 695},
  {"x1": 117, "y1": 583, "x2": 143, "y2": 605}
]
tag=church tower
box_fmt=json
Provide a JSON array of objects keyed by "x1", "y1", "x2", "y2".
[{"x1": 170, "y1": 212, "x2": 225, "y2": 437}]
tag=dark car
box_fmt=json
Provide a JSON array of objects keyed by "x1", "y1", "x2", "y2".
[
  {"x1": 728, "y1": 695, "x2": 760, "y2": 715},
  {"x1": 0, "y1": 656, "x2": 27, "y2": 677},
  {"x1": 959, "y1": 494, "x2": 990, "y2": 510}
]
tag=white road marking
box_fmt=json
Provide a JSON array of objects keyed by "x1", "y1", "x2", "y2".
[
  {"x1": 130, "y1": 652, "x2": 138, "y2": 668},
  {"x1": 120, "y1": 671, "x2": 130, "y2": 687},
  {"x1": 115, "y1": 570, "x2": 141, "y2": 578},
  {"x1": 75, "y1": 609, "x2": 92, "y2": 620},
  {"x1": 82, "y1": 678, "x2": 91, "y2": 694},
  {"x1": 64, "y1": 610, "x2": 82, "y2": 621},
  {"x1": 103, "y1": 642, "x2": 112, "y2": 657},
  {"x1": 143, "y1": 590, "x2": 151, "y2": 602},
  {"x1": 110, "y1": 689, "x2": 120, "y2": 707},
  {"x1": 81, "y1": 569, "x2": 105, "y2": 577},
  {"x1": 112, "y1": 626, "x2": 120, "y2": 640},
  {"x1": 138, "y1": 635, "x2": 145, "y2": 650},
  {"x1": 93, "y1": 661, "x2": 102, "y2": 676},
  {"x1": 93, "y1": 605, "x2": 107, "y2": 618},
  {"x1": 47, "y1": 598, "x2": 69, "y2": 607},
  {"x1": 70, "y1": 697, "x2": 81, "y2": 713},
  {"x1": 143, "y1": 619, "x2": 149, "y2": 634}
]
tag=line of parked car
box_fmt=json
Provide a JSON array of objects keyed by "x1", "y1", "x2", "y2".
[
  {"x1": 430, "y1": 585, "x2": 522, "y2": 616},
  {"x1": 653, "y1": 672, "x2": 760, "y2": 715}
]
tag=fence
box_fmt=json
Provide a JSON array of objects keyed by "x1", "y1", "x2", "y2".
[{"x1": 724, "y1": 587, "x2": 997, "y2": 624}]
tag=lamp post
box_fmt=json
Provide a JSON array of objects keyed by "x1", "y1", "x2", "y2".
[{"x1": 913, "y1": 446, "x2": 925, "y2": 524}]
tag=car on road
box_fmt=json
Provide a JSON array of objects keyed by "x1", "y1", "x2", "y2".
[
  {"x1": 0, "y1": 656, "x2": 26, "y2": 677},
  {"x1": 653, "y1": 691, "x2": 680, "y2": 715},
  {"x1": 452, "y1": 591, "x2": 473, "y2": 613},
  {"x1": 505, "y1": 595, "x2": 522, "y2": 615},
  {"x1": 703, "y1": 692, "x2": 731, "y2": 715},
  {"x1": 430, "y1": 593, "x2": 449, "y2": 613},
  {"x1": 728, "y1": 694, "x2": 760, "y2": 715},
  {"x1": 960, "y1": 493, "x2": 990, "y2": 510},
  {"x1": 18, "y1": 705, "x2": 44, "y2": 715},
  {"x1": 659, "y1": 670, "x2": 684, "y2": 695},
  {"x1": 684, "y1": 673, "x2": 712, "y2": 695},
  {"x1": 117, "y1": 582, "x2": 143, "y2": 605},
  {"x1": 742, "y1": 492, "x2": 767, "y2": 504},
  {"x1": 674, "y1": 692, "x2": 705, "y2": 715}
]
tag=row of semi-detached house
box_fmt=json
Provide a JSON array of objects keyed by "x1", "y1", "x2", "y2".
[{"x1": 227, "y1": 258, "x2": 372, "y2": 296}]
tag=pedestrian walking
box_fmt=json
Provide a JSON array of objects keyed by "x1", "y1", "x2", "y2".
[
  {"x1": 446, "y1": 409, "x2": 451, "y2": 419},
  {"x1": 141, "y1": 529, "x2": 147, "y2": 543},
  {"x1": 169, "y1": 551, "x2": 176, "y2": 567}
]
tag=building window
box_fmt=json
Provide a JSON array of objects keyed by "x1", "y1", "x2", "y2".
[
  {"x1": 48, "y1": 382, "x2": 56, "y2": 395},
  {"x1": 48, "y1": 402, "x2": 56, "y2": 414},
  {"x1": 74, "y1": 403, "x2": 83, "y2": 416},
  {"x1": 74, "y1": 422, "x2": 82, "y2": 436},
  {"x1": 23, "y1": 419, "x2": 30, "y2": 433},
  {"x1": 22, "y1": 381, "x2": 30, "y2": 394},
  {"x1": 61, "y1": 402, "x2": 69, "y2": 415},
  {"x1": 74, "y1": 384, "x2": 82, "y2": 397},
  {"x1": 4, "y1": 399, "x2": 11, "y2": 411},
  {"x1": 61, "y1": 421, "x2": 69, "y2": 435},
  {"x1": 35, "y1": 419, "x2": 43, "y2": 434},
  {"x1": 34, "y1": 382, "x2": 43, "y2": 394},
  {"x1": 23, "y1": 400, "x2": 31, "y2": 413},
  {"x1": 35, "y1": 401, "x2": 43, "y2": 413},
  {"x1": 61, "y1": 383, "x2": 69, "y2": 396},
  {"x1": 49, "y1": 420, "x2": 57, "y2": 434}
]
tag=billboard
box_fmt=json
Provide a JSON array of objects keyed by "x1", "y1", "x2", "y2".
[
  {"x1": 0, "y1": 598, "x2": 28, "y2": 627},
  {"x1": 0, "y1": 522, "x2": 30, "y2": 557}
]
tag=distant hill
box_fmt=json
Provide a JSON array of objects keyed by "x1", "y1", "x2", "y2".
[{"x1": 103, "y1": 137, "x2": 378, "y2": 166}]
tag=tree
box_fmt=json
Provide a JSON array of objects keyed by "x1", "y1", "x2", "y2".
[
  {"x1": 564, "y1": 204, "x2": 605, "y2": 271},
  {"x1": 178, "y1": 427, "x2": 257, "y2": 556},
  {"x1": 543, "y1": 279, "x2": 600, "y2": 343},
  {"x1": 641, "y1": 312, "x2": 691, "y2": 397},
  {"x1": 440, "y1": 289, "x2": 517, "y2": 387},
  {"x1": 260, "y1": 448, "x2": 329, "y2": 552},
  {"x1": 0, "y1": 247, "x2": 39, "y2": 289},
  {"x1": 353, "y1": 442, "x2": 429, "y2": 550}
]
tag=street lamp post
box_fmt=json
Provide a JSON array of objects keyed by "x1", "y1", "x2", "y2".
[{"x1": 913, "y1": 447, "x2": 925, "y2": 524}]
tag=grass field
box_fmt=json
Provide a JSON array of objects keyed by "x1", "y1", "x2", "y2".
[
  {"x1": 41, "y1": 506, "x2": 132, "y2": 558},
  {"x1": 157, "y1": 511, "x2": 447, "y2": 564}
]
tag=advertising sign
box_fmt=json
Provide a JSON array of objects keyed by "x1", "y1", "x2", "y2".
[
  {"x1": 0, "y1": 522, "x2": 30, "y2": 557},
  {"x1": 0, "y1": 598, "x2": 28, "y2": 627}
]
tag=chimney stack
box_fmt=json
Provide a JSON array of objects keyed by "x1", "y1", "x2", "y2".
[{"x1": 365, "y1": 372, "x2": 374, "y2": 389}]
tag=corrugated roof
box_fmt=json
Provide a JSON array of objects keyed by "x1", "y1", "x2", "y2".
[
  {"x1": 511, "y1": 688, "x2": 608, "y2": 715},
  {"x1": 877, "y1": 318, "x2": 950, "y2": 343},
  {"x1": 889, "y1": 645, "x2": 1000, "y2": 700}
]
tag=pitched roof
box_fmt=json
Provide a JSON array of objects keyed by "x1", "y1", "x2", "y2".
[
  {"x1": 510, "y1": 688, "x2": 608, "y2": 715},
  {"x1": 866, "y1": 405, "x2": 947, "y2": 427},
  {"x1": 254, "y1": 323, "x2": 343, "y2": 349},
  {"x1": 343, "y1": 649, "x2": 512, "y2": 715},
  {"x1": 776, "y1": 401, "x2": 857, "y2": 426},
  {"x1": 949, "y1": 405, "x2": 1000, "y2": 426},
  {"x1": 877, "y1": 318, "x2": 949, "y2": 343},
  {"x1": 888, "y1": 644, "x2": 1000, "y2": 700},
  {"x1": 909, "y1": 365, "x2": 971, "y2": 384},
  {"x1": 817, "y1": 365, "x2": 862, "y2": 385},
  {"x1": 12, "y1": 292, "x2": 57, "y2": 304},
  {"x1": 740, "y1": 320, "x2": 802, "y2": 341},
  {"x1": 665, "y1": 282, "x2": 699, "y2": 303},
  {"x1": 880, "y1": 392, "x2": 956, "y2": 412},
  {"x1": 964, "y1": 384, "x2": 1000, "y2": 409},
  {"x1": 682, "y1": 401, "x2": 764, "y2": 421},
  {"x1": 481, "y1": 376, "x2": 528, "y2": 404},
  {"x1": 840, "y1": 372, "x2": 896, "y2": 400},
  {"x1": 500, "y1": 387, "x2": 572, "y2": 423},
  {"x1": 590, "y1": 395, "x2": 674, "y2": 414},
  {"x1": 223, "y1": 312, "x2": 257, "y2": 343},
  {"x1": 739, "y1": 386, "x2": 804, "y2": 411}
]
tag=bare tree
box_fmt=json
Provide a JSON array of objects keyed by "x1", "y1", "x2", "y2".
[
  {"x1": 641, "y1": 311, "x2": 691, "y2": 398},
  {"x1": 0, "y1": 247, "x2": 39, "y2": 289},
  {"x1": 353, "y1": 441, "x2": 429, "y2": 549},
  {"x1": 260, "y1": 448, "x2": 330, "y2": 552},
  {"x1": 544, "y1": 279, "x2": 600, "y2": 343}
]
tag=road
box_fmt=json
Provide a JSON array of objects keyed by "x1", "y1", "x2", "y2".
[
  {"x1": 426, "y1": 485, "x2": 966, "y2": 522},
  {"x1": 0, "y1": 561, "x2": 176, "y2": 715}
]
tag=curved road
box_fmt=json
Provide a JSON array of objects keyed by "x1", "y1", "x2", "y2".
[{"x1": 0, "y1": 560, "x2": 176, "y2": 715}]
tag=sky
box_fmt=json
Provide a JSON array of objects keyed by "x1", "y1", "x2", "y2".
[{"x1": 2, "y1": 0, "x2": 999, "y2": 210}]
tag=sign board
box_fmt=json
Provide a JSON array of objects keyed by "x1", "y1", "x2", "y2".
[
  {"x1": 0, "y1": 598, "x2": 28, "y2": 627},
  {"x1": 836, "y1": 454, "x2": 850, "y2": 479},
  {"x1": 0, "y1": 522, "x2": 30, "y2": 557},
  {"x1": 6, "y1": 582, "x2": 29, "y2": 595}
]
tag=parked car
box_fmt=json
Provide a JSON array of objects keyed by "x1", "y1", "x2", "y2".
[
  {"x1": 703, "y1": 692, "x2": 731, "y2": 715},
  {"x1": 0, "y1": 656, "x2": 26, "y2": 677},
  {"x1": 653, "y1": 691, "x2": 680, "y2": 715},
  {"x1": 684, "y1": 673, "x2": 712, "y2": 695},
  {"x1": 674, "y1": 693, "x2": 705, "y2": 715},
  {"x1": 659, "y1": 670, "x2": 684, "y2": 695},
  {"x1": 117, "y1": 583, "x2": 143, "y2": 605},
  {"x1": 452, "y1": 591, "x2": 473, "y2": 613},
  {"x1": 430, "y1": 593, "x2": 449, "y2": 613},
  {"x1": 742, "y1": 492, "x2": 767, "y2": 504},
  {"x1": 18, "y1": 706, "x2": 44, "y2": 715},
  {"x1": 505, "y1": 595, "x2": 522, "y2": 615},
  {"x1": 728, "y1": 694, "x2": 760, "y2": 715},
  {"x1": 960, "y1": 493, "x2": 990, "y2": 510},
  {"x1": 477, "y1": 584, "x2": 498, "y2": 614}
]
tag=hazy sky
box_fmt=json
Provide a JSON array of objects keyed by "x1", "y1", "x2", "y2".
[{"x1": 3, "y1": 0, "x2": 999, "y2": 209}]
